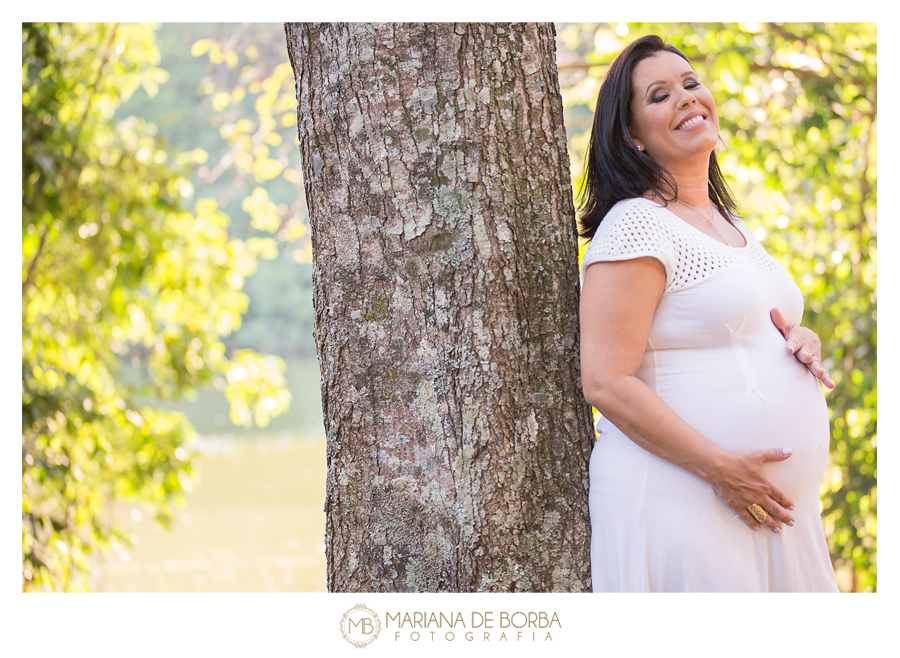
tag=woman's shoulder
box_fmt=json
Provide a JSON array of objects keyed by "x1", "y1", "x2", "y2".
[
  {"x1": 611, "y1": 196, "x2": 665, "y2": 210},
  {"x1": 581, "y1": 196, "x2": 678, "y2": 285},
  {"x1": 596, "y1": 196, "x2": 673, "y2": 238},
  {"x1": 607, "y1": 195, "x2": 670, "y2": 218}
]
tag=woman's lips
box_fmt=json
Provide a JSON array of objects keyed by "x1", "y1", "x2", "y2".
[{"x1": 676, "y1": 114, "x2": 706, "y2": 130}]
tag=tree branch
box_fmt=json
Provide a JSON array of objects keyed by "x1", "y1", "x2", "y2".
[
  {"x1": 22, "y1": 225, "x2": 48, "y2": 295},
  {"x1": 78, "y1": 23, "x2": 120, "y2": 133}
]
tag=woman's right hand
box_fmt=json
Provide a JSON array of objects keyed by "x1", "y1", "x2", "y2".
[{"x1": 709, "y1": 447, "x2": 796, "y2": 533}]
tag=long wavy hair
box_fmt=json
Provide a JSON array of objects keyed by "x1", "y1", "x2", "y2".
[{"x1": 577, "y1": 35, "x2": 739, "y2": 240}]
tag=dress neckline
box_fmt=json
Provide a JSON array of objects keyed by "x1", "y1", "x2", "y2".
[{"x1": 639, "y1": 198, "x2": 750, "y2": 251}]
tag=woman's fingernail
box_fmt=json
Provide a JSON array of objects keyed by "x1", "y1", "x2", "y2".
[
  {"x1": 787, "y1": 521, "x2": 794, "y2": 527},
  {"x1": 789, "y1": 506, "x2": 795, "y2": 511},
  {"x1": 789, "y1": 346, "x2": 795, "y2": 354},
  {"x1": 773, "y1": 527, "x2": 781, "y2": 534},
  {"x1": 754, "y1": 526, "x2": 760, "y2": 532}
]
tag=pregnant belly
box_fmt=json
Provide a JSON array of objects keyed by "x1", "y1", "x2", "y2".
[{"x1": 660, "y1": 363, "x2": 831, "y2": 503}]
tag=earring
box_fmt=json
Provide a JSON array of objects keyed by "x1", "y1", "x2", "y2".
[{"x1": 637, "y1": 145, "x2": 644, "y2": 151}]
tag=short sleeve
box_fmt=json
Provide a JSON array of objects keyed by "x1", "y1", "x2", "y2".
[{"x1": 580, "y1": 199, "x2": 676, "y2": 290}]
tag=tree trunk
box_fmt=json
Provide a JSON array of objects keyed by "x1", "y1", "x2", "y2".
[{"x1": 285, "y1": 22, "x2": 594, "y2": 592}]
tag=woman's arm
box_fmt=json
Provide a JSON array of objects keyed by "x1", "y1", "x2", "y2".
[{"x1": 580, "y1": 257, "x2": 796, "y2": 532}]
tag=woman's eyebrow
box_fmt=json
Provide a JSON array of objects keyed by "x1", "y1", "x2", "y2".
[{"x1": 644, "y1": 71, "x2": 697, "y2": 96}]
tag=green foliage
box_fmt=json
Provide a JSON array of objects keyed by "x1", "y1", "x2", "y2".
[
  {"x1": 22, "y1": 22, "x2": 290, "y2": 591},
  {"x1": 559, "y1": 22, "x2": 876, "y2": 591},
  {"x1": 119, "y1": 23, "x2": 315, "y2": 355}
]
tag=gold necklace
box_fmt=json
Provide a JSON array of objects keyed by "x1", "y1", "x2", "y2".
[
  {"x1": 679, "y1": 198, "x2": 714, "y2": 224},
  {"x1": 678, "y1": 199, "x2": 732, "y2": 246}
]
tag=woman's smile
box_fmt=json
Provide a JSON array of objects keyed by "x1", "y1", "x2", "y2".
[{"x1": 675, "y1": 112, "x2": 707, "y2": 131}]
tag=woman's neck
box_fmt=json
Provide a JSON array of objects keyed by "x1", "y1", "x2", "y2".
[
  {"x1": 664, "y1": 155, "x2": 711, "y2": 206},
  {"x1": 643, "y1": 175, "x2": 710, "y2": 208},
  {"x1": 673, "y1": 175, "x2": 710, "y2": 207}
]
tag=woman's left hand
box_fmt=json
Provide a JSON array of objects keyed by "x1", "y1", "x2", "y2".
[{"x1": 770, "y1": 307, "x2": 835, "y2": 389}]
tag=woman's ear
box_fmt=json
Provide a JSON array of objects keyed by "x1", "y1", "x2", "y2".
[{"x1": 624, "y1": 130, "x2": 644, "y2": 152}]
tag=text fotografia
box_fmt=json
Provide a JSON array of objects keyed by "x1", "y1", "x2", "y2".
[{"x1": 387, "y1": 611, "x2": 561, "y2": 642}]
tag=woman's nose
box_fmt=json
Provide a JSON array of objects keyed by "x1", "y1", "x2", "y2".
[{"x1": 677, "y1": 91, "x2": 697, "y2": 109}]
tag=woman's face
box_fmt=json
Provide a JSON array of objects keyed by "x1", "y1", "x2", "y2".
[{"x1": 628, "y1": 51, "x2": 719, "y2": 169}]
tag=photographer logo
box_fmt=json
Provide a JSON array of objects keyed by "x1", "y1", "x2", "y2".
[{"x1": 340, "y1": 604, "x2": 382, "y2": 648}]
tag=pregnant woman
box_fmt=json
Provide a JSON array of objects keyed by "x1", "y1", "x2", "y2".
[{"x1": 578, "y1": 35, "x2": 839, "y2": 591}]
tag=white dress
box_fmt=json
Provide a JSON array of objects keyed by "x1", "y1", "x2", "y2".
[{"x1": 581, "y1": 197, "x2": 838, "y2": 592}]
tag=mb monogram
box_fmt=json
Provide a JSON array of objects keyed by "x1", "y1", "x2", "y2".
[{"x1": 339, "y1": 604, "x2": 382, "y2": 648}]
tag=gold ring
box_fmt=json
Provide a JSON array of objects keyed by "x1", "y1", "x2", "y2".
[{"x1": 748, "y1": 503, "x2": 768, "y2": 524}]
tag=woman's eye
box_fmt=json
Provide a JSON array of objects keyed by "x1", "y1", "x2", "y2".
[
  {"x1": 685, "y1": 81, "x2": 700, "y2": 89},
  {"x1": 651, "y1": 93, "x2": 669, "y2": 103}
]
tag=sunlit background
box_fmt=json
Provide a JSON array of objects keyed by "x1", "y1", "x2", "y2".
[{"x1": 22, "y1": 22, "x2": 876, "y2": 593}]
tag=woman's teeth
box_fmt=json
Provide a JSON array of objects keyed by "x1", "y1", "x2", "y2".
[{"x1": 677, "y1": 115, "x2": 704, "y2": 130}]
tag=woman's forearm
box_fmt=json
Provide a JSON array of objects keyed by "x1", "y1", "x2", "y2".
[{"x1": 587, "y1": 373, "x2": 729, "y2": 485}]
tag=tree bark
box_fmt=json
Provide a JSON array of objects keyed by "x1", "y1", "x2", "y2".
[{"x1": 285, "y1": 22, "x2": 594, "y2": 592}]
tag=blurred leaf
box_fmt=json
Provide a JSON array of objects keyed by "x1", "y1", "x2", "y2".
[{"x1": 190, "y1": 38, "x2": 211, "y2": 57}]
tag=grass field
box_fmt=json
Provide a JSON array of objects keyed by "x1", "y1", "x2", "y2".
[{"x1": 91, "y1": 357, "x2": 328, "y2": 592}]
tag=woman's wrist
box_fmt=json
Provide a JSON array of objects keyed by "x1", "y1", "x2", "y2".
[{"x1": 693, "y1": 443, "x2": 731, "y2": 490}]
